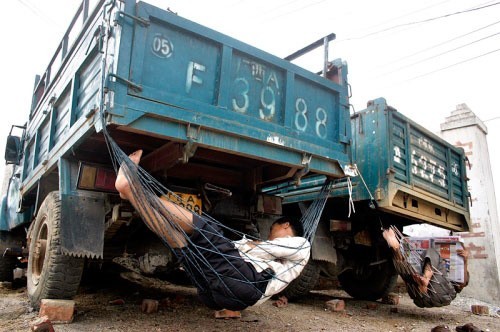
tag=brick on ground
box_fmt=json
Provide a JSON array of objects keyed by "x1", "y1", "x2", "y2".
[
  {"x1": 381, "y1": 293, "x2": 399, "y2": 305},
  {"x1": 39, "y1": 299, "x2": 75, "y2": 323},
  {"x1": 214, "y1": 309, "x2": 241, "y2": 319},
  {"x1": 326, "y1": 299, "x2": 345, "y2": 312},
  {"x1": 141, "y1": 299, "x2": 159, "y2": 314},
  {"x1": 30, "y1": 315, "x2": 55, "y2": 332},
  {"x1": 471, "y1": 305, "x2": 489, "y2": 315}
]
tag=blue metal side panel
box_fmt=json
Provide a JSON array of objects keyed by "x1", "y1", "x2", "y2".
[
  {"x1": 53, "y1": 90, "x2": 71, "y2": 146},
  {"x1": 23, "y1": 140, "x2": 35, "y2": 181},
  {"x1": 36, "y1": 117, "x2": 51, "y2": 166},
  {"x1": 76, "y1": 51, "x2": 101, "y2": 120},
  {"x1": 391, "y1": 116, "x2": 409, "y2": 184},
  {"x1": 406, "y1": 124, "x2": 449, "y2": 199},
  {"x1": 109, "y1": 1, "x2": 351, "y2": 176},
  {"x1": 450, "y1": 149, "x2": 465, "y2": 206},
  {"x1": 350, "y1": 99, "x2": 390, "y2": 201}
]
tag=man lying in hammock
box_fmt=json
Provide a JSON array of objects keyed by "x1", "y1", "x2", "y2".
[
  {"x1": 115, "y1": 150, "x2": 311, "y2": 311},
  {"x1": 383, "y1": 227, "x2": 469, "y2": 308}
]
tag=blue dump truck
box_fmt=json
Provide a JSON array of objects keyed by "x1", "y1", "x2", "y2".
[{"x1": 0, "y1": 0, "x2": 469, "y2": 307}]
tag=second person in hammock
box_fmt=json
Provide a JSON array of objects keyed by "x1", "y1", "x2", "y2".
[{"x1": 115, "y1": 150, "x2": 311, "y2": 311}]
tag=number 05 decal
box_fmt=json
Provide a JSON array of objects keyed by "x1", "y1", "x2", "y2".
[{"x1": 152, "y1": 34, "x2": 173, "y2": 58}]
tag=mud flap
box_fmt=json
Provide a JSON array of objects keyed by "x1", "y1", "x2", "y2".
[
  {"x1": 311, "y1": 219, "x2": 337, "y2": 264},
  {"x1": 60, "y1": 193, "x2": 105, "y2": 258}
]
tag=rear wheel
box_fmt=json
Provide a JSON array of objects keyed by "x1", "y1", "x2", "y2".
[
  {"x1": 280, "y1": 260, "x2": 320, "y2": 300},
  {"x1": 27, "y1": 192, "x2": 84, "y2": 308},
  {"x1": 338, "y1": 259, "x2": 397, "y2": 301}
]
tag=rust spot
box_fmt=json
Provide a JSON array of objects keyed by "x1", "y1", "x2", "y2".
[{"x1": 460, "y1": 232, "x2": 485, "y2": 238}]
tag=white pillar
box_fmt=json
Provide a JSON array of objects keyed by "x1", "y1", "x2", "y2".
[{"x1": 440, "y1": 103, "x2": 500, "y2": 304}]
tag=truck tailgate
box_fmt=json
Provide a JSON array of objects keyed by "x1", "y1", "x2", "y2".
[
  {"x1": 352, "y1": 98, "x2": 470, "y2": 231},
  {"x1": 108, "y1": 1, "x2": 351, "y2": 178}
]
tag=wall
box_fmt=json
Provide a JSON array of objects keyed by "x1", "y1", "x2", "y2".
[{"x1": 439, "y1": 104, "x2": 500, "y2": 305}]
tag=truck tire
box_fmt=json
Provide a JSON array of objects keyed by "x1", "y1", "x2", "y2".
[
  {"x1": 27, "y1": 192, "x2": 84, "y2": 308},
  {"x1": 338, "y1": 260, "x2": 397, "y2": 301},
  {"x1": 280, "y1": 260, "x2": 320, "y2": 300}
]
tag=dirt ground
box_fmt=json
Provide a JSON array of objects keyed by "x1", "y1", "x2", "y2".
[{"x1": 1, "y1": 272, "x2": 499, "y2": 332}]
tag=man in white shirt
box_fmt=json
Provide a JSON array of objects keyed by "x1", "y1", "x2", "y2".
[{"x1": 115, "y1": 150, "x2": 311, "y2": 311}]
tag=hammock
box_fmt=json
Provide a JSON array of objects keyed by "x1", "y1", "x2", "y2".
[
  {"x1": 99, "y1": 111, "x2": 333, "y2": 310},
  {"x1": 389, "y1": 226, "x2": 456, "y2": 307}
]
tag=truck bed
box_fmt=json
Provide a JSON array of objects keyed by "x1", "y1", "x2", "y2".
[
  {"x1": 351, "y1": 98, "x2": 470, "y2": 231},
  {"x1": 20, "y1": 0, "x2": 351, "y2": 199}
]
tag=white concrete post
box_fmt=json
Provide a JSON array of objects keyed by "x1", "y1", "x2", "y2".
[{"x1": 440, "y1": 103, "x2": 500, "y2": 304}]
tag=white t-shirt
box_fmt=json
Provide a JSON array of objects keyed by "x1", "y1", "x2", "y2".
[{"x1": 233, "y1": 236, "x2": 311, "y2": 305}]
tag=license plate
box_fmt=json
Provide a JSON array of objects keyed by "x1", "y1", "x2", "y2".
[{"x1": 162, "y1": 192, "x2": 202, "y2": 215}]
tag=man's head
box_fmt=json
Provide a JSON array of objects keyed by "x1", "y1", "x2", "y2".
[{"x1": 268, "y1": 216, "x2": 304, "y2": 240}]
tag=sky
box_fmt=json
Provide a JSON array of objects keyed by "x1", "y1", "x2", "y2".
[{"x1": 1, "y1": 0, "x2": 499, "y2": 213}]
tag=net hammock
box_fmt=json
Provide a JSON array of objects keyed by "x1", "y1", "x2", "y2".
[
  {"x1": 99, "y1": 111, "x2": 333, "y2": 310},
  {"x1": 388, "y1": 226, "x2": 456, "y2": 307}
]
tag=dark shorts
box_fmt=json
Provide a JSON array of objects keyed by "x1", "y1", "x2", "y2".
[
  {"x1": 173, "y1": 214, "x2": 270, "y2": 311},
  {"x1": 408, "y1": 248, "x2": 457, "y2": 308}
]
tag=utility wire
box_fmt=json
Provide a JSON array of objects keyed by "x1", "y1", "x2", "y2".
[
  {"x1": 376, "y1": 20, "x2": 500, "y2": 69},
  {"x1": 404, "y1": 47, "x2": 500, "y2": 82},
  {"x1": 344, "y1": 1, "x2": 500, "y2": 41},
  {"x1": 379, "y1": 31, "x2": 500, "y2": 77},
  {"x1": 16, "y1": 0, "x2": 60, "y2": 27},
  {"x1": 341, "y1": 0, "x2": 452, "y2": 42}
]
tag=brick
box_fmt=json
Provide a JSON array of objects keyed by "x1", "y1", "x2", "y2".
[
  {"x1": 365, "y1": 303, "x2": 377, "y2": 310},
  {"x1": 214, "y1": 309, "x2": 241, "y2": 319},
  {"x1": 381, "y1": 293, "x2": 399, "y2": 305},
  {"x1": 39, "y1": 299, "x2": 75, "y2": 323},
  {"x1": 326, "y1": 299, "x2": 345, "y2": 312},
  {"x1": 272, "y1": 295, "x2": 288, "y2": 308},
  {"x1": 141, "y1": 299, "x2": 159, "y2": 314},
  {"x1": 108, "y1": 299, "x2": 125, "y2": 305},
  {"x1": 30, "y1": 316, "x2": 55, "y2": 332},
  {"x1": 470, "y1": 305, "x2": 489, "y2": 315},
  {"x1": 390, "y1": 307, "x2": 398, "y2": 313}
]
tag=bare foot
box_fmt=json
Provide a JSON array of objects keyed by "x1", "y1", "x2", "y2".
[
  {"x1": 115, "y1": 150, "x2": 143, "y2": 200},
  {"x1": 413, "y1": 274, "x2": 430, "y2": 294},
  {"x1": 382, "y1": 228, "x2": 400, "y2": 250}
]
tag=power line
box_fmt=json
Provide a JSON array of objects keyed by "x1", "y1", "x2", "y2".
[
  {"x1": 379, "y1": 31, "x2": 500, "y2": 77},
  {"x1": 404, "y1": 47, "x2": 500, "y2": 82},
  {"x1": 16, "y1": 0, "x2": 60, "y2": 27},
  {"x1": 340, "y1": 0, "x2": 452, "y2": 42},
  {"x1": 344, "y1": 1, "x2": 500, "y2": 41},
  {"x1": 376, "y1": 19, "x2": 500, "y2": 69}
]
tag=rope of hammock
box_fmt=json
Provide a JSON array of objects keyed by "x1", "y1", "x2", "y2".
[{"x1": 97, "y1": 105, "x2": 333, "y2": 308}]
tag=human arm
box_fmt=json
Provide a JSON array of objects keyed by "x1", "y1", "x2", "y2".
[
  {"x1": 454, "y1": 248, "x2": 469, "y2": 291},
  {"x1": 250, "y1": 237, "x2": 311, "y2": 261}
]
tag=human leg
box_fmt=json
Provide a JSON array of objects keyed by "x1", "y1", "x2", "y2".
[
  {"x1": 383, "y1": 228, "x2": 431, "y2": 294},
  {"x1": 115, "y1": 150, "x2": 193, "y2": 248}
]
